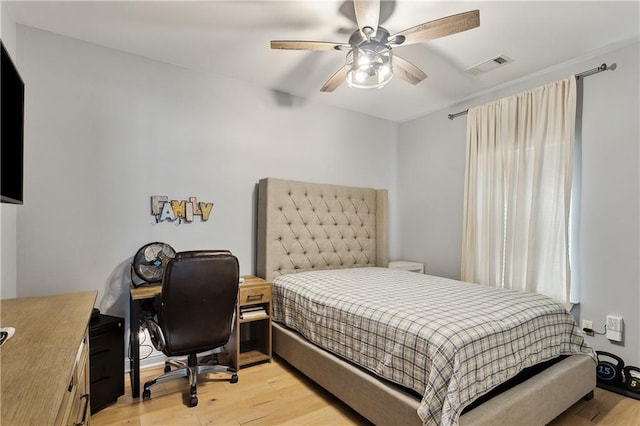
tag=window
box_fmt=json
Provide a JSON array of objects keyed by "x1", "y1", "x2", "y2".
[{"x1": 461, "y1": 77, "x2": 578, "y2": 303}]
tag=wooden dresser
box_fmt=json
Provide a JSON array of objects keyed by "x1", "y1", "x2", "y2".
[{"x1": 1, "y1": 291, "x2": 97, "y2": 425}]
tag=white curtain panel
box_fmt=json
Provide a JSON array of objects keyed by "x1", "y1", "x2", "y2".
[{"x1": 461, "y1": 76, "x2": 577, "y2": 303}]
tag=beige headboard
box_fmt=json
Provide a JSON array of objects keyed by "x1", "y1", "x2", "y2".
[{"x1": 257, "y1": 177, "x2": 388, "y2": 281}]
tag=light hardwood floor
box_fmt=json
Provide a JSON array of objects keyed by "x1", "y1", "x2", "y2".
[{"x1": 92, "y1": 357, "x2": 640, "y2": 426}]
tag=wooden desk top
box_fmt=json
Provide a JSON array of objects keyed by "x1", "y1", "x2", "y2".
[
  {"x1": 130, "y1": 282, "x2": 162, "y2": 300},
  {"x1": 1, "y1": 291, "x2": 97, "y2": 425},
  {"x1": 130, "y1": 275, "x2": 269, "y2": 300}
]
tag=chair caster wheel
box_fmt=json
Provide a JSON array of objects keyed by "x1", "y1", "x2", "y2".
[
  {"x1": 143, "y1": 389, "x2": 151, "y2": 400},
  {"x1": 189, "y1": 396, "x2": 198, "y2": 407},
  {"x1": 230, "y1": 374, "x2": 238, "y2": 384}
]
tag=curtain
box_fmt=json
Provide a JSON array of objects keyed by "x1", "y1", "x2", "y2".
[{"x1": 461, "y1": 76, "x2": 577, "y2": 303}]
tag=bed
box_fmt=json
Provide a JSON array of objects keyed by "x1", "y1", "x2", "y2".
[{"x1": 256, "y1": 177, "x2": 596, "y2": 425}]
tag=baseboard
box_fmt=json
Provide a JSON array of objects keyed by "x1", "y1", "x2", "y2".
[
  {"x1": 140, "y1": 352, "x2": 167, "y2": 369},
  {"x1": 124, "y1": 352, "x2": 166, "y2": 373},
  {"x1": 124, "y1": 346, "x2": 227, "y2": 373}
]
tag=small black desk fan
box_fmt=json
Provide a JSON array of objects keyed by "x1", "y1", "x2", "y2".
[{"x1": 131, "y1": 242, "x2": 176, "y2": 288}]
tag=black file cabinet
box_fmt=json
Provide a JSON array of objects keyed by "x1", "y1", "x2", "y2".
[{"x1": 89, "y1": 313, "x2": 125, "y2": 414}]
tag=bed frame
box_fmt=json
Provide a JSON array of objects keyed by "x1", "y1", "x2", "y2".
[{"x1": 256, "y1": 177, "x2": 595, "y2": 425}]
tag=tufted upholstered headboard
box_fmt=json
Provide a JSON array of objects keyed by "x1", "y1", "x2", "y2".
[{"x1": 256, "y1": 177, "x2": 388, "y2": 282}]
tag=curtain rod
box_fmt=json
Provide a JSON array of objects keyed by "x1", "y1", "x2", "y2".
[{"x1": 447, "y1": 63, "x2": 616, "y2": 120}]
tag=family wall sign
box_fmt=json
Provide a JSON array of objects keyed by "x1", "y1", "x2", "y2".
[{"x1": 151, "y1": 196, "x2": 214, "y2": 223}]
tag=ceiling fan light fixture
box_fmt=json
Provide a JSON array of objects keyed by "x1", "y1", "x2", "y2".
[
  {"x1": 271, "y1": 4, "x2": 478, "y2": 92},
  {"x1": 345, "y1": 42, "x2": 393, "y2": 89}
]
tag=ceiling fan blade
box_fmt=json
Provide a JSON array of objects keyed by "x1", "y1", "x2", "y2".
[
  {"x1": 393, "y1": 55, "x2": 427, "y2": 85},
  {"x1": 354, "y1": 0, "x2": 380, "y2": 36},
  {"x1": 320, "y1": 66, "x2": 348, "y2": 92},
  {"x1": 341, "y1": 0, "x2": 394, "y2": 26},
  {"x1": 270, "y1": 41, "x2": 348, "y2": 51},
  {"x1": 391, "y1": 10, "x2": 479, "y2": 46}
]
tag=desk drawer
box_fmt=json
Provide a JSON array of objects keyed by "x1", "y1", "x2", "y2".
[
  {"x1": 56, "y1": 333, "x2": 89, "y2": 425},
  {"x1": 89, "y1": 313, "x2": 124, "y2": 414},
  {"x1": 239, "y1": 286, "x2": 271, "y2": 305}
]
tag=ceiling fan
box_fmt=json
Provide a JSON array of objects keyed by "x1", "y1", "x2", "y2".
[
  {"x1": 270, "y1": 0, "x2": 479, "y2": 92},
  {"x1": 336, "y1": 0, "x2": 396, "y2": 33}
]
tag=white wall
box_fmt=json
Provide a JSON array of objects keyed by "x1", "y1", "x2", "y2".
[
  {"x1": 0, "y1": 1, "x2": 18, "y2": 299},
  {"x1": 11, "y1": 21, "x2": 639, "y2": 369},
  {"x1": 397, "y1": 40, "x2": 640, "y2": 366},
  {"x1": 16, "y1": 26, "x2": 398, "y2": 319}
]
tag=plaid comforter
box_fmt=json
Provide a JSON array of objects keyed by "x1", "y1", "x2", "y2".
[{"x1": 272, "y1": 267, "x2": 594, "y2": 425}]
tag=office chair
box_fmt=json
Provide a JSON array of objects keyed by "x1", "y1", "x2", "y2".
[{"x1": 142, "y1": 250, "x2": 240, "y2": 407}]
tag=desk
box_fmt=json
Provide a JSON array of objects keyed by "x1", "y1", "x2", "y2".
[
  {"x1": 129, "y1": 283, "x2": 162, "y2": 398},
  {"x1": 128, "y1": 276, "x2": 263, "y2": 398}
]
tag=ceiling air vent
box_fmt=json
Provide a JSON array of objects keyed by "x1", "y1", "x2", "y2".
[{"x1": 466, "y1": 55, "x2": 513, "y2": 75}]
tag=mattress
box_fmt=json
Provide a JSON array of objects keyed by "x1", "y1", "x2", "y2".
[{"x1": 271, "y1": 267, "x2": 595, "y2": 425}]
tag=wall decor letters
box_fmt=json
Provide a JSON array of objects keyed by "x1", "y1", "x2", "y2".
[{"x1": 151, "y1": 195, "x2": 214, "y2": 223}]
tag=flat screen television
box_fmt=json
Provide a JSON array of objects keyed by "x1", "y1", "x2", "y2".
[{"x1": 1, "y1": 40, "x2": 25, "y2": 204}]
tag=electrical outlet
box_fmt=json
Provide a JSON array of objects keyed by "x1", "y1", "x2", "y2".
[{"x1": 581, "y1": 319, "x2": 594, "y2": 336}]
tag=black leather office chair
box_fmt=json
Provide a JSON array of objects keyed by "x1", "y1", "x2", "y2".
[{"x1": 142, "y1": 250, "x2": 239, "y2": 407}]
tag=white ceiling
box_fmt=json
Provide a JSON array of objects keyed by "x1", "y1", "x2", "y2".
[{"x1": 5, "y1": 1, "x2": 640, "y2": 122}]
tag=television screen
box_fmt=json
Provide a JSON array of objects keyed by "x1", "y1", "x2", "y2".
[{"x1": 1, "y1": 41, "x2": 25, "y2": 204}]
